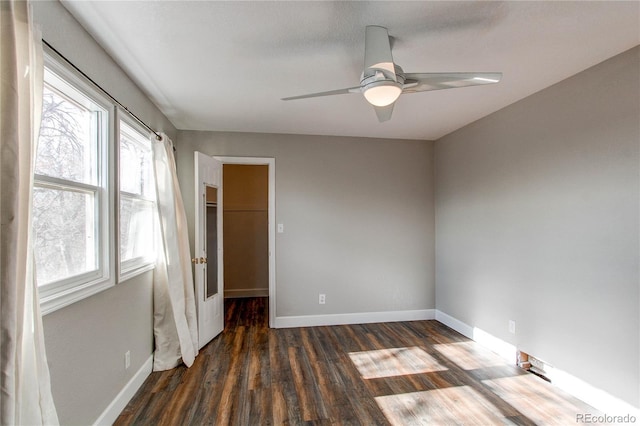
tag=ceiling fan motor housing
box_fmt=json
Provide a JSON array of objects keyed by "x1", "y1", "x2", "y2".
[{"x1": 360, "y1": 64, "x2": 406, "y2": 89}]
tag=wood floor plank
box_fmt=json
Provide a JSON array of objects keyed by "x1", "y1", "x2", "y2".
[
  {"x1": 269, "y1": 327, "x2": 303, "y2": 424},
  {"x1": 216, "y1": 325, "x2": 246, "y2": 424},
  {"x1": 114, "y1": 298, "x2": 599, "y2": 425},
  {"x1": 287, "y1": 345, "x2": 327, "y2": 422},
  {"x1": 299, "y1": 328, "x2": 339, "y2": 422}
]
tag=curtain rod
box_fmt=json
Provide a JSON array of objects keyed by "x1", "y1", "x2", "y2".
[{"x1": 42, "y1": 39, "x2": 163, "y2": 141}]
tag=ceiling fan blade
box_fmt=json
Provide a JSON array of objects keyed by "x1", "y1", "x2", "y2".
[
  {"x1": 364, "y1": 26, "x2": 396, "y2": 79},
  {"x1": 374, "y1": 103, "x2": 394, "y2": 122},
  {"x1": 402, "y1": 72, "x2": 502, "y2": 93},
  {"x1": 282, "y1": 86, "x2": 361, "y2": 101}
]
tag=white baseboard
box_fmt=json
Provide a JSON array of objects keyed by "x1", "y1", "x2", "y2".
[
  {"x1": 435, "y1": 310, "x2": 516, "y2": 363},
  {"x1": 435, "y1": 310, "x2": 474, "y2": 339},
  {"x1": 93, "y1": 354, "x2": 153, "y2": 426},
  {"x1": 275, "y1": 309, "x2": 435, "y2": 328},
  {"x1": 545, "y1": 364, "x2": 640, "y2": 417},
  {"x1": 434, "y1": 310, "x2": 639, "y2": 416},
  {"x1": 224, "y1": 288, "x2": 269, "y2": 298}
]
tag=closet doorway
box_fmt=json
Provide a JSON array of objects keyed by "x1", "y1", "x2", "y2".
[{"x1": 216, "y1": 157, "x2": 275, "y2": 328}]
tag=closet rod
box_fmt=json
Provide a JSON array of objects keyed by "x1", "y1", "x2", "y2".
[{"x1": 42, "y1": 39, "x2": 163, "y2": 141}]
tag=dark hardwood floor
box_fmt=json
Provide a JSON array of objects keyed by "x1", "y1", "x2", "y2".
[{"x1": 114, "y1": 297, "x2": 597, "y2": 425}]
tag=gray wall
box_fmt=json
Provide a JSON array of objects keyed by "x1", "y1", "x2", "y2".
[
  {"x1": 176, "y1": 132, "x2": 435, "y2": 317},
  {"x1": 435, "y1": 47, "x2": 639, "y2": 407},
  {"x1": 33, "y1": 2, "x2": 176, "y2": 424}
]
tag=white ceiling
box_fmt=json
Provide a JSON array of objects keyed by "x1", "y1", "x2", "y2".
[{"x1": 61, "y1": 1, "x2": 639, "y2": 141}]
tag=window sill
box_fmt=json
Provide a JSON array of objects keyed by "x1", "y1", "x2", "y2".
[
  {"x1": 40, "y1": 277, "x2": 114, "y2": 316},
  {"x1": 119, "y1": 261, "x2": 155, "y2": 284}
]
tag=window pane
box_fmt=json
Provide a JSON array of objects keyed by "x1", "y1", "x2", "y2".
[
  {"x1": 120, "y1": 122, "x2": 153, "y2": 197},
  {"x1": 36, "y1": 84, "x2": 100, "y2": 185},
  {"x1": 33, "y1": 187, "x2": 97, "y2": 285},
  {"x1": 120, "y1": 196, "x2": 155, "y2": 263}
]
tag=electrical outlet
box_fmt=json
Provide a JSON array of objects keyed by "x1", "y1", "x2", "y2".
[
  {"x1": 508, "y1": 320, "x2": 516, "y2": 334},
  {"x1": 277, "y1": 223, "x2": 284, "y2": 233},
  {"x1": 319, "y1": 294, "x2": 326, "y2": 304},
  {"x1": 125, "y1": 350, "x2": 131, "y2": 370}
]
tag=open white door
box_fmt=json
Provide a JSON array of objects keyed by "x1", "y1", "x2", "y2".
[{"x1": 194, "y1": 152, "x2": 224, "y2": 349}]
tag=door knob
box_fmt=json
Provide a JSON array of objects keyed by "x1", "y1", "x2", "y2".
[
  {"x1": 200, "y1": 257, "x2": 207, "y2": 264},
  {"x1": 191, "y1": 258, "x2": 200, "y2": 264}
]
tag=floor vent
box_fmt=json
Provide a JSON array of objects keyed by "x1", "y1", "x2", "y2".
[{"x1": 517, "y1": 351, "x2": 551, "y2": 382}]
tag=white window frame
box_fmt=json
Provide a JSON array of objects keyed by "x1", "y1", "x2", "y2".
[
  {"x1": 117, "y1": 113, "x2": 157, "y2": 282},
  {"x1": 37, "y1": 50, "x2": 116, "y2": 315}
]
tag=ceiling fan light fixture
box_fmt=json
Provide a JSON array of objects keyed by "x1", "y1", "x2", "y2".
[{"x1": 363, "y1": 81, "x2": 402, "y2": 107}]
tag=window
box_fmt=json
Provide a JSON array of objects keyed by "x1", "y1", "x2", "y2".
[
  {"x1": 34, "y1": 52, "x2": 157, "y2": 314},
  {"x1": 119, "y1": 119, "x2": 156, "y2": 278},
  {"x1": 34, "y1": 65, "x2": 112, "y2": 313}
]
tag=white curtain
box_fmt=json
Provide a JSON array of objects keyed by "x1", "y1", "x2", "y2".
[
  {"x1": 151, "y1": 134, "x2": 199, "y2": 371},
  {"x1": 0, "y1": 1, "x2": 59, "y2": 425}
]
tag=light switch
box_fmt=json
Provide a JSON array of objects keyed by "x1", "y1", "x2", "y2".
[{"x1": 277, "y1": 223, "x2": 284, "y2": 233}]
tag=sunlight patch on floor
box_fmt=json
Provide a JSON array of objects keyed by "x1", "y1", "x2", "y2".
[
  {"x1": 375, "y1": 386, "x2": 508, "y2": 425},
  {"x1": 482, "y1": 374, "x2": 592, "y2": 424},
  {"x1": 433, "y1": 341, "x2": 506, "y2": 371},
  {"x1": 348, "y1": 346, "x2": 447, "y2": 379}
]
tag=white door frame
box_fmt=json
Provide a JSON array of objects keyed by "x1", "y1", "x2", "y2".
[{"x1": 215, "y1": 156, "x2": 276, "y2": 328}]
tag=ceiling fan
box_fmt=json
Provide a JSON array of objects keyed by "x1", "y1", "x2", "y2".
[{"x1": 282, "y1": 26, "x2": 502, "y2": 122}]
